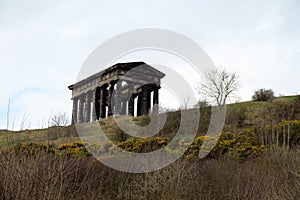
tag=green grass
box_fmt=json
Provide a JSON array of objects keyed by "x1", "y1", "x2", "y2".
[
  {"x1": 227, "y1": 95, "x2": 299, "y2": 125},
  {"x1": 277, "y1": 95, "x2": 298, "y2": 100},
  {"x1": 0, "y1": 96, "x2": 299, "y2": 199},
  {"x1": 1, "y1": 95, "x2": 298, "y2": 149}
]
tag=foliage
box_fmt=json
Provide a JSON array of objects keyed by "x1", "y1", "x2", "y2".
[
  {"x1": 2, "y1": 95, "x2": 300, "y2": 199},
  {"x1": 9, "y1": 142, "x2": 91, "y2": 158},
  {"x1": 260, "y1": 119, "x2": 300, "y2": 148},
  {"x1": 112, "y1": 130, "x2": 264, "y2": 160},
  {"x1": 225, "y1": 104, "x2": 248, "y2": 130},
  {"x1": 232, "y1": 129, "x2": 264, "y2": 159},
  {"x1": 185, "y1": 130, "x2": 264, "y2": 160},
  {"x1": 116, "y1": 137, "x2": 168, "y2": 153},
  {"x1": 9, "y1": 142, "x2": 56, "y2": 156},
  {"x1": 57, "y1": 142, "x2": 91, "y2": 157},
  {"x1": 252, "y1": 88, "x2": 275, "y2": 101},
  {"x1": 1, "y1": 147, "x2": 300, "y2": 199},
  {"x1": 6, "y1": 129, "x2": 266, "y2": 161},
  {"x1": 194, "y1": 99, "x2": 211, "y2": 108}
]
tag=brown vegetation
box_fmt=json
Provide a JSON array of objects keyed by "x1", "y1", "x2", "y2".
[
  {"x1": 0, "y1": 96, "x2": 300, "y2": 199},
  {"x1": 0, "y1": 147, "x2": 300, "y2": 199}
]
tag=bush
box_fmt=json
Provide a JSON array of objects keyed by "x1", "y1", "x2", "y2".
[
  {"x1": 1, "y1": 146, "x2": 299, "y2": 199},
  {"x1": 117, "y1": 137, "x2": 168, "y2": 153},
  {"x1": 185, "y1": 130, "x2": 264, "y2": 160},
  {"x1": 252, "y1": 88, "x2": 275, "y2": 101},
  {"x1": 57, "y1": 142, "x2": 91, "y2": 157},
  {"x1": 9, "y1": 142, "x2": 56, "y2": 156}
]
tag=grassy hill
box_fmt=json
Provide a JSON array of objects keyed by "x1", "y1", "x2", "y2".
[
  {"x1": 0, "y1": 96, "x2": 300, "y2": 199},
  {"x1": 1, "y1": 95, "x2": 299, "y2": 148}
]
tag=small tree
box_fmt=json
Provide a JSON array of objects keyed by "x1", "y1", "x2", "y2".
[
  {"x1": 194, "y1": 99, "x2": 210, "y2": 108},
  {"x1": 197, "y1": 69, "x2": 240, "y2": 105},
  {"x1": 51, "y1": 112, "x2": 70, "y2": 126},
  {"x1": 252, "y1": 89, "x2": 275, "y2": 101}
]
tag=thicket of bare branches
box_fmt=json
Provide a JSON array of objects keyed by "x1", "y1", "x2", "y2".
[
  {"x1": 0, "y1": 148, "x2": 300, "y2": 199},
  {"x1": 254, "y1": 96, "x2": 300, "y2": 149},
  {"x1": 51, "y1": 112, "x2": 70, "y2": 127}
]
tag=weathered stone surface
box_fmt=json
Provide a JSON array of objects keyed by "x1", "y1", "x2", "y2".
[{"x1": 68, "y1": 62, "x2": 165, "y2": 123}]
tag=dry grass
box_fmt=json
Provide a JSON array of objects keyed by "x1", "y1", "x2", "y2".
[
  {"x1": 0, "y1": 147, "x2": 299, "y2": 199},
  {"x1": 1, "y1": 97, "x2": 299, "y2": 199}
]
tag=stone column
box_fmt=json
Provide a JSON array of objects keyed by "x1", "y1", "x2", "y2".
[
  {"x1": 153, "y1": 87, "x2": 159, "y2": 106},
  {"x1": 137, "y1": 93, "x2": 142, "y2": 116},
  {"x1": 128, "y1": 95, "x2": 135, "y2": 116},
  {"x1": 100, "y1": 85, "x2": 107, "y2": 119},
  {"x1": 91, "y1": 89, "x2": 97, "y2": 122},
  {"x1": 153, "y1": 87, "x2": 159, "y2": 114},
  {"x1": 84, "y1": 92, "x2": 92, "y2": 123},
  {"x1": 141, "y1": 86, "x2": 149, "y2": 115},
  {"x1": 78, "y1": 95, "x2": 84, "y2": 123},
  {"x1": 121, "y1": 101, "x2": 127, "y2": 115},
  {"x1": 114, "y1": 80, "x2": 122, "y2": 115},
  {"x1": 147, "y1": 89, "x2": 152, "y2": 113},
  {"x1": 107, "y1": 82, "x2": 115, "y2": 117},
  {"x1": 71, "y1": 97, "x2": 78, "y2": 124},
  {"x1": 127, "y1": 83, "x2": 135, "y2": 116},
  {"x1": 94, "y1": 87, "x2": 101, "y2": 120}
]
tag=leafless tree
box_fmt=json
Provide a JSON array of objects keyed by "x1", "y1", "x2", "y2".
[
  {"x1": 51, "y1": 112, "x2": 70, "y2": 126},
  {"x1": 197, "y1": 69, "x2": 240, "y2": 105},
  {"x1": 181, "y1": 95, "x2": 190, "y2": 110}
]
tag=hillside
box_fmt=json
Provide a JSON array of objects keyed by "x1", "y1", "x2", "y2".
[
  {"x1": 1, "y1": 95, "x2": 299, "y2": 148},
  {"x1": 1, "y1": 96, "x2": 300, "y2": 199}
]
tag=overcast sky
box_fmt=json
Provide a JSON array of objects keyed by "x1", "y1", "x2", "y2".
[{"x1": 0, "y1": 0, "x2": 299, "y2": 130}]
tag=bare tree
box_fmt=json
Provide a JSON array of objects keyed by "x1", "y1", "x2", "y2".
[
  {"x1": 197, "y1": 69, "x2": 240, "y2": 105},
  {"x1": 51, "y1": 112, "x2": 70, "y2": 126},
  {"x1": 181, "y1": 95, "x2": 190, "y2": 110}
]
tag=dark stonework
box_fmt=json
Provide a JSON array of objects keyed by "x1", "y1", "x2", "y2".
[
  {"x1": 92, "y1": 100, "x2": 97, "y2": 122},
  {"x1": 72, "y1": 97, "x2": 78, "y2": 124},
  {"x1": 68, "y1": 62, "x2": 165, "y2": 123},
  {"x1": 137, "y1": 93, "x2": 142, "y2": 116},
  {"x1": 128, "y1": 95, "x2": 135, "y2": 116},
  {"x1": 153, "y1": 87, "x2": 159, "y2": 105},
  {"x1": 93, "y1": 88, "x2": 100, "y2": 120},
  {"x1": 141, "y1": 86, "x2": 149, "y2": 115},
  {"x1": 107, "y1": 82, "x2": 115, "y2": 117},
  {"x1": 78, "y1": 95, "x2": 84, "y2": 123},
  {"x1": 146, "y1": 89, "x2": 152, "y2": 113},
  {"x1": 100, "y1": 85, "x2": 107, "y2": 119},
  {"x1": 121, "y1": 101, "x2": 127, "y2": 115},
  {"x1": 114, "y1": 81, "x2": 122, "y2": 115},
  {"x1": 84, "y1": 92, "x2": 92, "y2": 123}
]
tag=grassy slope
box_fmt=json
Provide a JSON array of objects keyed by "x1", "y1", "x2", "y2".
[
  {"x1": 0, "y1": 95, "x2": 298, "y2": 148},
  {"x1": 227, "y1": 95, "x2": 298, "y2": 124},
  {"x1": 0, "y1": 96, "x2": 299, "y2": 199}
]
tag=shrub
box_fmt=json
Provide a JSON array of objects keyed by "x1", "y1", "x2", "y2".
[
  {"x1": 252, "y1": 88, "x2": 275, "y2": 101},
  {"x1": 1, "y1": 146, "x2": 300, "y2": 199},
  {"x1": 232, "y1": 129, "x2": 264, "y2": 159},
  {"x1": 10, "y1": 142, "x2": 56, "y2": 156},
  {"x1": 6, "y1": 130, "x2": 265, "y2": 161},
  {"x1": 258, "y1": 120, "x2": 300, "y2": 148},
  {"x1": 278, "y1": 120, "x2": 300, "y2": 147},
  {"x1": 117, "y1": 137, "x2": 168, "y2": 153},
  {"x1": 226, "y1": 105, "x2": 247, "y2": 129},
  {"x1": 57, "y1": 142, "x2": 91, "y2": 157},
  {"x1": 185, "y1": 130, "x2": 264, "y2": 160}
]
